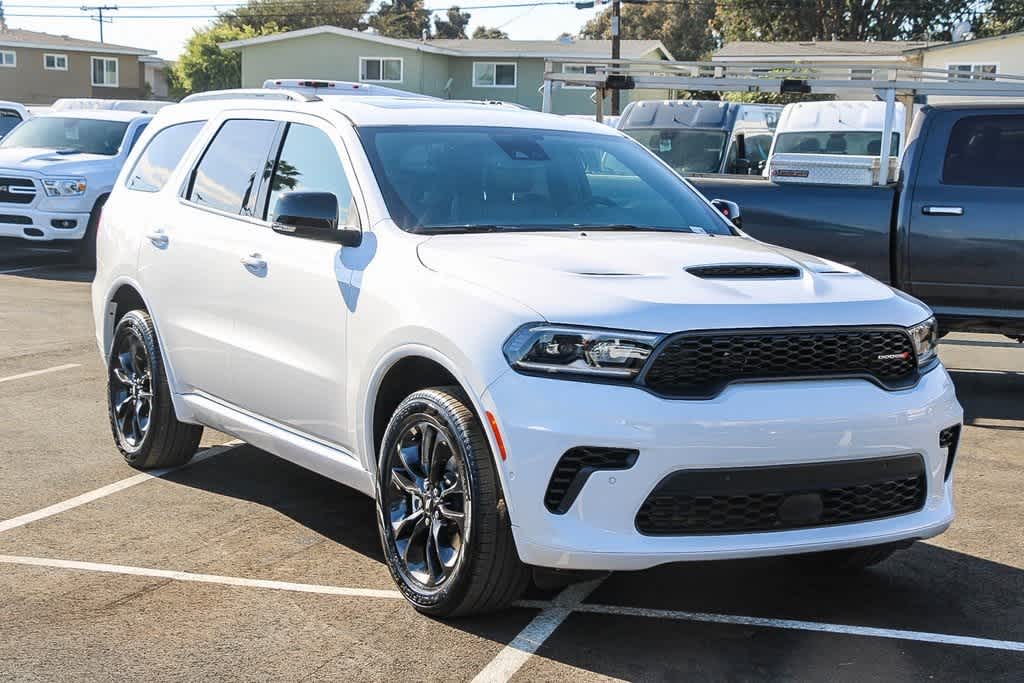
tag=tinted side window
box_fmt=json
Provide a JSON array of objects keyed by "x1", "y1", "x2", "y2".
[
  {"x1": 265, "y1": 123, "x2": 358, "y2": 226},
  {"x1": 127, "y1": 122, "x2": 205, "y2": 192},
  {"x1": 188, "y1": 119, "x2": 279, "y2": 215},
  {"x1": 943, "y1": 115, "x2": 1024, "y2": 188},
  {"x1": 125, "y1": 123, "x2": 148, "y2": 154}
]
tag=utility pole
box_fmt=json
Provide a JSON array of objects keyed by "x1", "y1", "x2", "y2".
[
  {"x1": 81, "y1": 5, "x2": 118, "y2": 43},
  {"x1": 610, "y1": 0, "x2": 621, "y2": 114}
]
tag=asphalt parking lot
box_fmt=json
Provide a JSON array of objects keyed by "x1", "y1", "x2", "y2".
[{"x1": 1, "y1": 240, "x2": 1022, "y2": 681}]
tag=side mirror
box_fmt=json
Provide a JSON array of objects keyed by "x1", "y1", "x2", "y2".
[
  {"x1": 271, "y1": 191, "x2": 362, "y2": 247},
  {"x1": 732, "y1": 158, "x2": 752, "y2": 175},
  {"x1": 711, "y1": 198, "x2": 742, "y2": 229}
]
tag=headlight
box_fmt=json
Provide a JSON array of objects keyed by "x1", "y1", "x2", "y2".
[
  {"x1": 908, "y1": 316, "x2": 938, "y2": 367},
  {"x1": 42, "y1": 177, "x2": 87, "y2": 197},
  {"x1": 503, "y1": 323, "x2": 663, "y2": 380}
]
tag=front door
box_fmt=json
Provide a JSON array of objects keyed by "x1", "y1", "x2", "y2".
[
  {"x1": 229, "y1": 117, "x2": 363, "y2": 450},
  {"x1": 907, "y1": 111, "x2": 1024, "y2": 315}
]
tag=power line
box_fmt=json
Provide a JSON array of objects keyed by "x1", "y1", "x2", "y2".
[{"x1": 80, "y1": 4, "x2": 119, "y2": 42}]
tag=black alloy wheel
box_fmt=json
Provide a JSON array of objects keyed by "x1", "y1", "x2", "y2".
[{"x1": 109, "y1": 328, "x2": 154, "y2": 449}]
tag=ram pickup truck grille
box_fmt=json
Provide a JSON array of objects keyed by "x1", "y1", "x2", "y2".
[
  {"x1": 635, "y1": 455, "x2": 926, "y2": 535},
  {"x1": 642, "y1": 327, "x2": 917, "y2": 398},
  {"x1": 0, "y1": 177, "x2": 36, "y2": 204}
]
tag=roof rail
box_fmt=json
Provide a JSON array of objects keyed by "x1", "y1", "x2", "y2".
[{"x1": 180, "y1": 88, "x2": 321, "y2": 104}]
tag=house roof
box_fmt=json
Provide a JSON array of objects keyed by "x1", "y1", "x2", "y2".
[
  {"x1": 221, "y1": 26, "x2": 672, "y2": 60},
  {"x1": 714, "y1": 40, "x2": 941, "y2": 60},
  {"x1": 0, "y1": 28, "x2": 155, "y2": 56},
  {"x1": 902, "y1": 29, "x2": 1024, "y2": 53}
]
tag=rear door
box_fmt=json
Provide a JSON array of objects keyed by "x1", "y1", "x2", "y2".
[
  {"x1": 136, "y1": 117, "x2": 281, "y2": 400},
  {"x1": 906, "y1": 111, "x2": 1024, "y2": 313}
]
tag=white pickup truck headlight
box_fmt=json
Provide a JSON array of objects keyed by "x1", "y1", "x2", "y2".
[
  {"x1": 42, "y1": 177, "x2": 87, "y2": 197},
  {"x1": 908, "y1": 317, "x2": 938, "y2": 367},
  {"x1": 503, "y1": 324, "x2": 663, "y2": 379}
]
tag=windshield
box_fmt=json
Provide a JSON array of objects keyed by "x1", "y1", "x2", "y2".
[
  {"x1": 358, "y1": 126, "x2": 733, "y2": 235},
  {"x1": 774, "y1": 131, "x2": 901, "y2": 156},
  {"x1": 0, "y1": 117, "x2": 130, "y2": 155},
  {"x1": 621, "y1": 128, "x2": 728, "y2": 174}
]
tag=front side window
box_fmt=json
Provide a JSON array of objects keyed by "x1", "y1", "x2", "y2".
[
  {"x1": 91, "y1": 57, "x2": 118, "y2": 87},
  {"x1": 622, "y1": 128, "x2": 728, "y2": 174},
  {"x1": 773, "y1": 131, "x2": 900, "y2": 157},
  {"x1": 188, "y1": 119, "x2": 279, "y2": 215},
  {"x1": 0, "y1": 51, "x2": 15, "y2": 67},
  {"x1": 0, "y1": 109, "x2": 23, "y2": 138},
  {"x1": 265, "y1": 123, "x2": 357, "y2": 226},
  {"x1": 473, "y1": 62, "x2": 516, "y2": 88},
  {"x1": 948, "y1": 64, "x2": 997, "y2": 81},
  {"x1": 44, "y1": 54, "x2": 68, "y2": 71},
  {"x1": 127, "y1": 120, "x2": 205, "y2": 192},
  {"x1": 360, "y1": 57, "x2": 403, "y2": 83},
  {"x1": 943, "y1": 114, "x2": 1024, "y2": 188},
  {"x1": 0, "y1": 116, "x2": 128, "y2": 155},
  {"x1": 358, "y1": 125, "x2": 733, "y2": 235},
  {"x1": 724, "y1": 132, "x2": 774, "y2": 174}
]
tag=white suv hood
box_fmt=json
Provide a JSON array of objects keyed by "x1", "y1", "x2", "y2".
[{"x1": 417, "y1": 232, "x2": 930, "y2": 333}]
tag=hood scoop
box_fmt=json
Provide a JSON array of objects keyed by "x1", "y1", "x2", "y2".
[{"x1": 687, "y1": 264, "x2": 802, "y2": 279}]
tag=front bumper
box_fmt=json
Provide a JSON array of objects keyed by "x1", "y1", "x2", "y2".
[
  {"x1": 0, "y1": 208, "x2": 90, "y2": 241},
  {"x1": 482, "y1": 365, "x2": 963, "y2": 571}
]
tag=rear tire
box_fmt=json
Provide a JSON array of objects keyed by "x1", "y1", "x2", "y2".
[
  {"x1": 787, "y1": 542, "x2": 904, "y2": 574},
  {"x1": 375, "y1": 386, "x2": 529, "y2": 617},
  {"x1": 107, "y1": 310, "x2": 202, "y2": 469}
]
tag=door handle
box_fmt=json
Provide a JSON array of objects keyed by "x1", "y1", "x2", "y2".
[
  {"x1": 145, "y1": 229, "x2": 168, "y2": 248},
  {"x1": 922, "y1": 206, "x2": 964, "y2": 216},
  {"x1": 240, "y1": 252, "x2": 267, "y2": 274}
]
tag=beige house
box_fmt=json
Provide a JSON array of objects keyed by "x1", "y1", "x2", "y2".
[
  {"x1": 907, "y1": 30, "x2": 1024, "y2": 102},
  {"x1": 0, "y1": 28, "x2": 156, "y2": 105}
]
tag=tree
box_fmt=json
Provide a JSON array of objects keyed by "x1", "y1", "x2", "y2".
[
  {"x1": 713, "y1": 0, "x2": 978, "y2": 43},
  {"x1": 168, "y1": 23, "x2": 280, "y2": 99},
  {"x1": 472, "y1": 26, "x2": 509, "y2": 39},
  {"x1": 370, "y1": 0, "x2": 431, "y2": 39},
  {"x1": 220, "y1": 0, "x2": 370, "y2": 32},
  {"x1": 434, "y1": 6, "x2": 471, "y2": 39},
  {"x1": 580, "y1": 1, "x2": 718, "y2": 60},
  {"x1": 978, "y1": 0, "x2": 1024, "y2": 36}
]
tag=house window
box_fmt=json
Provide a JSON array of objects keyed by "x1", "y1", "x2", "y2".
[
  {"x1": 948, "y1": 63, "x2": 997, "y2": 81},
  {"x1": 0, "y1": 51, "x2": 15, "y2": 68},
  {"x1": 360, "y1": 57, "x2": 402, "y2": 83},
  {"x1": 473, "y1": 62, "x2": 516, "y2": 88},
  {"x1": 562, "y1": 63, "x2": 601, "y2": 89},
  {"x1": 44, "y1": 54, "x2": 68, "y2": 71},
  {"x1": 91, "y1": 57, "x2": 119, "y2": 87},
  {"x1": 850, "y1": 68, "x2": 874, "y2": 80}
]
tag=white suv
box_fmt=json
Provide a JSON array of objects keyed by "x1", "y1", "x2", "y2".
[{"x1": 92, "y1": 94, "x2": 963, "y2": 616}]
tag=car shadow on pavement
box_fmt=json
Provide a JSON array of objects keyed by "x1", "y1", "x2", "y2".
[
  {"x1": 949, "y1": 368, "x2": 1024, "y2": 426},
  {"x1": 7, "y1": 266, "x2": 94, "y2": 283}
]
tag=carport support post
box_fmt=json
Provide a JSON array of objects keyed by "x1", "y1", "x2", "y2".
[
  {"x1": 595, "y1": 86, "x2": 605, "y2": 123},
  {"x1": 541, "y1": 75, "x2": 553, "y2": 113},
  {"x1": 878, "y1": 86, "x2": 896, "y2": 185}
]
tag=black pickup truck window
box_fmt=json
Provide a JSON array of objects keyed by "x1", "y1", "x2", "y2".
[{"x1": 943, "y1": 115, "x2": 1024, "y2": 188}]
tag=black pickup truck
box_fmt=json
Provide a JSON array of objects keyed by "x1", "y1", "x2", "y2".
[{"x1": 690, "y1": 103, "x2": 1024, "y2": 339}]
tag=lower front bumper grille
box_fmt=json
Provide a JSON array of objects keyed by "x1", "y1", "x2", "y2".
[{"x1": 636, "y1": 455, "x2": 926, "y2": 535}]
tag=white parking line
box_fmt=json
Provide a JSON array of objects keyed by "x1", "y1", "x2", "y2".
[
  {"x1": 0, "y1": 554, "x2": 404, "y2": 600},
  {"x1": 0, "y1": 442, "x2": 239, "y2": 534},
  {"x1": 573, "y1": 603, "x2": 1024, "y2": 653},
  {"x1": 0, "y1": 363, "x2": 80, "y2": 385},
  {"x1": 471, "y1": 578, "x2": 605, "y2": 683}
]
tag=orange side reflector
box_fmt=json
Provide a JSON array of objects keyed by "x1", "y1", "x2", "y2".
[{"x1": 485, "y1": 411, "x2": 508, "y2": 461}]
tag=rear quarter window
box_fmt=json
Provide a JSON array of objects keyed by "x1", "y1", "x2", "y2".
[
  {"x1": 126, "y1": 121, "x2": 205, "y2": 193},
  {"x1": 942, "y1": 114, "x2": 1024, "y2": 188}
]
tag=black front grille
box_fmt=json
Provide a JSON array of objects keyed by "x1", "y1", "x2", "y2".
[
  {"x1": 687, "y1": 264, "x2": 801, "y2": 279},
  {"x1": 545, "y1": 447, "x2": 638, "y2": 514},
  {"x1": 642, "y1": 327, "x2": 918, "y2": 399},
  {"x1": 0, "y1": 177, "x2": 35, "y2": 204},
  {"x1": 636, "y1": 455, "x2": 926, "y2": 535}
]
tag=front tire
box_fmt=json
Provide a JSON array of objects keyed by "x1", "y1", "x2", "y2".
[
  {"x1": 107, "y1": 310, "x2": 202, "y2": 469},
  {"x1": 375, "y1": 387, "x2": 529, "y2": 617}
]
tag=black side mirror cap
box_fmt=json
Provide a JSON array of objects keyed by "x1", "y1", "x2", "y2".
[
  {"x1": 271, "y1": 191, "x2": 362, "y2": 246},
  {"x1": 711, "y1": 198, "x2": 742, "y2": 230}
]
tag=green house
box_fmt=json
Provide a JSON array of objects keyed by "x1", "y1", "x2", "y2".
[{"x1": 221, "y1": 26, "x2": 674, "y2": 115}]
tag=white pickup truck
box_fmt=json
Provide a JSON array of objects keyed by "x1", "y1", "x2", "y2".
[{"x1": 0, "y1": 108, "x2": 151, "y2": 264}]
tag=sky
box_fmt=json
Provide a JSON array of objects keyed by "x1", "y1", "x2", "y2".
[{"x1": 5, "y1": 0, "x2": 608, "y2": 60}]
